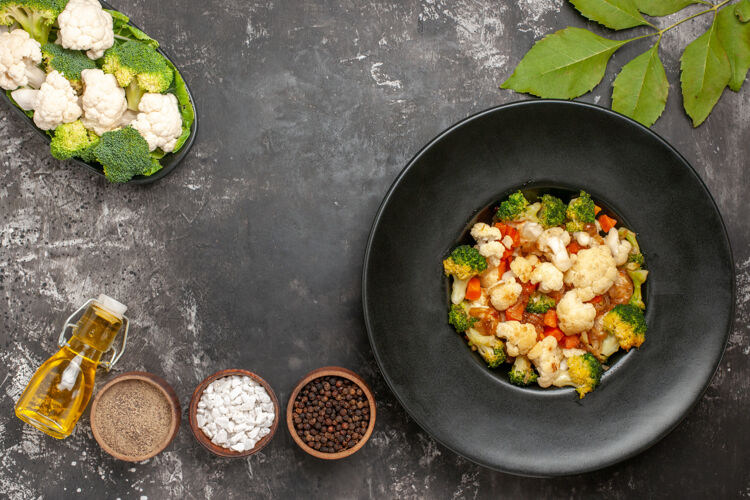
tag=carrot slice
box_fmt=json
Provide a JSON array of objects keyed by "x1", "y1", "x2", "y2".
[
  {"x1": 505, "y1": 226, "x2": 520, "y2": 247},
  {"x1": 505, "y1": 301, "x2": 525, "y2": 321},
  {"x1": 543, "y1": 309, "x2": 557, "y2": 328},
  {"x1": 493, "y1": 223, "x2": 507, "y2": 236},
  {"x1": 497, "y1": 260, "x2": 507, "y2": 276},
  {"x1": 598, "y1": 214, "x2": 617, "y2": 233},
  {"x1": 465, "y1": 277, "x2": 481, "y2": 301},
  {"x1": 562, "y1": 334, "x2": 580, "y2": 349},
  {"x1": 566, "y1": 241, "x2": 581, "y2": 254},
  {"x1": 543, "y1": 327, "x2": 564, "y2": 342},
  {"x1": 522, "y1": 281, "x2": 537, "y2": 294},
  {"x1": 589, "y1": 295, "x2": 602, "y2": 304},
  {"x1": 594, "y1": 205, "x2": 602, "y2": 215}
]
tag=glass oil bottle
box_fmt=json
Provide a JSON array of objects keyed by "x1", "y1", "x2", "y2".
[{"x1": 15, "y1": 295, "x2": 129, "y2": 439}]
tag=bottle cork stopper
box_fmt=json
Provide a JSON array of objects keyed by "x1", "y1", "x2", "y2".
[{"x1": 96, "y1": 294, "x2": 128, "y2": 319}]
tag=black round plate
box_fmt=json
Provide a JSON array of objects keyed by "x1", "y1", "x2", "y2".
[{"x1": 362, "y1": 100, "x2": 734, "y2": 476}]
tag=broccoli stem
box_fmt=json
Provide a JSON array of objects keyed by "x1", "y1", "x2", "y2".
[
  {"x1": 7, "y1": 7, "x2": 52, "y2": 44},
  {"x1": 125, "y1": 82, "x2": 145, "y2": 111}
]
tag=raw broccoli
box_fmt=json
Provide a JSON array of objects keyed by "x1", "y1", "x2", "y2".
[
  {"x1": 102, "y1": 40, "x2": 173, "y2": 111},
  {"x1": 465, "y1": 328, "x2": 506, "y2": 368},
  {"x1": 0, "y1": 0, "x2": 67, "y2": 44},
  {"x1": 538, "y1": 194, "x2": 566, "y2": 228},
  {"x1": 495, "y1": 190, "x2": 529, "y2": 222},
  {"x1": 565, "y1": 191, "x2": 595, "y2": 232},
  {"x1": 556, "y1": 353, "x2": 603, "y2": 398},
  {"x1": 448, "y1": 302, "x2": 477, "y2": 333},
  {"x1": 93, "y1": 126, "x2": 157, "y2": 183},
  {"x1": 50, "y1": 120, "x2": 98, "y2": 161},
  {"x1": 443, "y1": 245, "x2": 487, "y2": 304},
  {"x1": 41, "y1": 43, "x2": 96, "y2": 91},
  {"x1": 508, "y1": 356, "x2": 538, "y2": 386},
  {"x1": 602, "y1": 304, "x2": 646, "y2": 351},
  {"x1": 627, "y1": 269, "x2": 648, "y2": 310},
  {"x1": 525, "y1": 292, "x2": 556, "y2": 314},
  {"x1": 619, "y1": 228, "x2": 646, "y2": 270}
]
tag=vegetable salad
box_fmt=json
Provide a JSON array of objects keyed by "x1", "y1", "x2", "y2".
[
  {"x1": 444, "y1": 190, "x2": 648, "y2": 398},
  {"x1": 0, "y1": 0, "x2": 195, "y2": 182}
]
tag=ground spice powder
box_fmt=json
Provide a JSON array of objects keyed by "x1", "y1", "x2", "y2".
[{"x1": 93, "y1": 380, "x2": 172, "y2": 458}]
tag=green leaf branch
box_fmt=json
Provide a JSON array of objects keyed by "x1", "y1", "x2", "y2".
[{"x1": 501, "y1": 0, "x2": 750, "y2": 127}]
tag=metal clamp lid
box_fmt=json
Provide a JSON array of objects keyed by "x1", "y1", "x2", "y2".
[{"x1": 57, "y1": 298, "x2": 129, "y2": 372}]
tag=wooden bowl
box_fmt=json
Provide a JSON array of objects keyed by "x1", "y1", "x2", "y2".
[
  {"x1": 189, "y1": 369, "x2": 280, "y2": 458},
  {"x1": 90, "y1": 371, "x2": 181, "y2": 462},
  {"x1": 286, "y1": 366, "x2": 376, "y2": 460}
]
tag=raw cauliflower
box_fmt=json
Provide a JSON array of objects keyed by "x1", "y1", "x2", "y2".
[
  {"x1": 130, "y1": 93, "x2": 183, "y2": 153},
  {"x1": 509, "y1": 255, "x2": 538, "y2": 283},
  {"x1": 536, "y1": 227, "x2": 572, "y2": 272},
  {"x1": 564, "y1": 245, "x2": 618, "y2": 296},
  {"x1": 0, "y1": 29, "x2": 44, "y2": 90},
  {"x1": 80, "y1": 69, "x2": 127, "y2": 135},
  {"x1": 556, "y1": 289, "x2": 597, "y2": 335},
  {"x1": 530, "y1": 262, "x2": 564, "y2": 293},
  {"x1": 527, "y1": 336, "x2": 563, "y2": 388},
  {"x1": 489, "y1": 277, "x2": 522, "y2": 311},
  {"x1": 496, "y1": 321, "x2": 537, "y2": 357},
  {"x1": 57, "y1": 0, "x2": 114, "y2": 60},
  {"x1": 30, "y1": 71, "x2": 81, "y2": 130},
  {"x1": 605, "y1": 228, "x2": 632, "y2": 266},
  {"x1": 470, "y1": 222, "x2": 502, "y2": 244}
]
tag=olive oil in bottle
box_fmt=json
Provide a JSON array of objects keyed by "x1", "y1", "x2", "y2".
[{"x1": 15, "y1": 295, "x2": 129, "y2": 439}]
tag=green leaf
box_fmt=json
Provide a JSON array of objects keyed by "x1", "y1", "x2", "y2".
[
  {"x1": 633, "y1": 0, "x2": 705, "y2": 17},
  {"x1": 612, "y1": 41, "x2": 668, "y2": 127},
  {"x1": 501, "y1": 27, "x2": 627, "y2": 98},
  {"x1": 735, "y1": 0, "x2": 750, "y2": 23},
  {"x1": 717, "y1": 3, "x2": 750, "y2": 91},
  {"x1": 569, "y1": 0, "x2": 651, "y2": 30},
  {"x1": 680, "y1": 15, "x2": 731, "y2": 127},
  {"x1": 106, "y1": 10, "x2": 159, "y2": 49}
]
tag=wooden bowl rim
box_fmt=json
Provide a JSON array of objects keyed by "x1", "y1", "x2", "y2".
[
  {"x1": 188, "y1": 369, "x2": 280, "y2": 458},
  {"x1": 90, "y1": 371, "x2": 181, "y2": 462},
  {"x1": 286, "y1": 366, "x2": 377, "y2": 460}
]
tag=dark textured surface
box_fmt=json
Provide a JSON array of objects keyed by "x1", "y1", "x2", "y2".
[{"x1": 0, "y1": 0, "x2": 747, "y2": 498}]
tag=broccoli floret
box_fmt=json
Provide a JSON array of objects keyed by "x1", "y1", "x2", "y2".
[
  {"x1": 619, "y1": 228, "x2": 646, "y2": 270},
  {"x1": 41, "y1": 43, "x2": 96, "y2": 91},
  {"x1": 565, "y1": 191, "x2": 595, "y2": 232},
  {"x1": 495, "y1": 190, "x2": 529, "y2": 222},
  {"x1": 508, "y1": 356, "x2": 538, "y2": 386},
  {"x1": 102, "y1": 40, "x2": 173, "y2": 111},
  {"x1": 93, "y1": 126, "x2": 156, "y2": 183},
  {"x1": 627, "y1": 269, "x2": 648, "y2": 310},
  {"x1": 525, "y1": 292, "x2": 556, "y2": 314},
  {"x1": 443, "y1": 245, "x2": 487, "y2": 303},
  {"x1": 443, "y1": 245, "x2": 487, "y2": 281},
  {"x1": 602, "y1": 304, "x2": 646, "y2": 351},
  {"x1": 538, "y1": 194, "x2": 566, "y2": 228},
  {"x1": 50, "y1": 120, "x2": 98, "y2": 161},
  {"x1": 448, "y1": 302, "x2": 477, "y2": 333},
  {"x1": 0, "y1": 0, "x2": 67, "y2": 44},
  {"x1": 465, "y1": 328, "x2": 506, "y2": 368},
  {"x1": 567, "y1": 353, "x2": 603, "y2": 398}
]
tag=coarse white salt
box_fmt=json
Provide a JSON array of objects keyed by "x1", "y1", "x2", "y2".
[{"x1": 197, "y1": 375, "x2": 275, "y2": 452}]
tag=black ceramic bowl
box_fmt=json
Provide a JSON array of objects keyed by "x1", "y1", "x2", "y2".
[
  {"x1": 363, "y1": 100, "x2": 734, "y2": 476},
  {"x1": 0, "y1": 0, "x2": 198, "y2": 184}
]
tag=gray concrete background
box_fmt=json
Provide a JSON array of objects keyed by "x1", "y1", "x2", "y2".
[{"x1": 1, "y1": 0, "x2": 748, "y2": 498}]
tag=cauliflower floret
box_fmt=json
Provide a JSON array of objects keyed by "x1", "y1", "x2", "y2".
[
  {"x1": 605, "y1": 228, "x2": 633, "y2": 266},
  {"x1": 496, "y1": 321, "x2": 537, "y2": 357},
  {"x1": 564, "y1": 245, "x2": 618, "y2": 296},
  {"x1": 57, "y1": 0, "x2": 114, "y2": 60},
  {"x1": 519, "y1": 221, "x2": 543, "y2": 243},
  {"x1": 0, "y1": 29, "x2": 45, "y2": 90},
  {"x1": 470, "y1": 222, "x2": 502, "y2": 244},
  {"x1": 529, "y1": 262, "x2": 564, "y2": 293},
  {"x1": 527, "y1": 336, "x2": 564, "y2": 388},
  {"x1": 489, "y1": 277, "x2": 522, "y2": 311},
  {"x1": 130, "y1": 93, "x2": 183, "y2": 153},
  {"x1": 509, "y1": 255, "x2": 538, "y2": 283},
  {"x1": 29, "y1": 71, "x2": 81, "y2": 130},
  {"x1": 80, "y1": 69, "x2": 127, "y2": 135},
  {"x1": 556, "y1": 289, "x2": 597, "y2": 335},
  {"x1": 536, "y1": 227, "x2": 572, "y2": 272},
  {"x1": 573, "y1": 231, "x2": 592, "y2": 247},
  {"x1": 477, "y1": 240, "x2": 505, "y2": 267}
]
